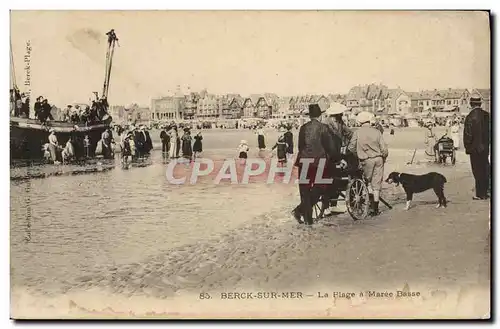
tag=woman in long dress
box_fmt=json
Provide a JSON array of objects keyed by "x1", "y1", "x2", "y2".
[
  {"x1": 193, "y1": 132, "x2": 203, "y2": 160},
  {"x1": 169, "y1": 126, "x2": 178, "y2": 158},
  {"x1": 256, "y1": 126, "x2": 266, "y2": 150},
  {"x1": 424, "y1": 124, "x2": 437, "y2": 157},
  {"x1": 181, "y1": 128, "x2": 193, "y2": 162}
]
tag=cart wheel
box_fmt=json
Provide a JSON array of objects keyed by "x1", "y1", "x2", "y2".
[
  {"x1": 346, "y1": 178, "x2": 370, "y2": 220},
  {"x1": 451, "y1": 150, "x2": 456, "y2": 165}
]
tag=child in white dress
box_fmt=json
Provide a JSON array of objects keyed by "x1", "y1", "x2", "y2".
[{"x1": 237, "y1": 140, "x2": 249, "y2": 165}]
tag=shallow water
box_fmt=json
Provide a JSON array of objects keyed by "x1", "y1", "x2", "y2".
[{"x1": 10, "y1": 149, "x2": 294, "y2": 291}]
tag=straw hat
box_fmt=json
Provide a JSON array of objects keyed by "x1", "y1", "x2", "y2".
[
  {"x1": 240, "y1": 140, "x2": 248, "y2": 145},
  {"x1": 356, "y1": 111, "x2": 375, "y2": 124},
  {"x1": 49, "y1": 128, "x2": 55, "y2": 133}
]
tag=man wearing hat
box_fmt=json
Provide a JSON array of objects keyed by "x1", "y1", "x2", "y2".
[
  {"x1": 324, "y1": 104, "x2": 353, "y2": 148},
  {"x1": 134, "y1": 125, "x2": 146, "y2": 158},
  {"x1": 292, "y1": 103, "x2": 341, "y2": 225},
  {"x1": 464, "y1": 97, "x2": 490, "y2": 200},
  {"x1": 159, "y1": 125, "x2": 171, "y2": 157},
  {"x1": 348, "y1": 111, "x2": 388, "y2": 216}
]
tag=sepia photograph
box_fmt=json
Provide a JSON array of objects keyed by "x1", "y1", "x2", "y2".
[{"x1": 9, "y1": 9, "x2": 491, "y2": 319}]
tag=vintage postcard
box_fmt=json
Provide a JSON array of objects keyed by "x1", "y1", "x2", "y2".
[{"x1": 9, "y1": 10, "x2": 491, "y2": 319}]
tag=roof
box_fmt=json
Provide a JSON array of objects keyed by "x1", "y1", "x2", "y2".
[
  {"x1": 346, "y1": 86, "x2": 367, "y2": 101},
  {"x1": 442, "y1": 88, "x2": 468, "y2": 99},
  {"x1": 249, "y1": 94, "x2": 264, "y2": 106},
  {"x1": 407, "y1": 90, "x2": 435, "y2": 100},
  {"x1": 385, "y1": 88, "x2": 405, "y2": 99},
  {"x1": 228, "y1": 96, "x2": 243, "y2": 107}
]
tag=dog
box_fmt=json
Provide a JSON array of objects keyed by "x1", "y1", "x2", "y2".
[{"x1": 385, "y1": 171, "x2": 447, "y2": 210}]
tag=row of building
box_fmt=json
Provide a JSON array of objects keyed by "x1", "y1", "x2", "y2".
[{"x1": 109, "y1": 84, "x2": 491, "y2": 123}]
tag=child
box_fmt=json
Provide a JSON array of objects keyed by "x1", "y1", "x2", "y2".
[
  {"x1": 271, "y1": 135, "x2": 288, "y2": 166},
  {"x1": 237, "y1": 140, "x2": 249, "y2": 165},
  {"x1": 121, "y1": 132, "x2": 132, "y2": 169}
]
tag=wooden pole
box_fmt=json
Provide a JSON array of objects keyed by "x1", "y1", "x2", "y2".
[
  {"x1": 102, "y1": 42, "x2": 111, "y2": 98},
  {"x1": 10, "y1": 38, "x2": 17, "y2": 90},
  {"x1": 104, "y1": 39, "x2": 116, "y2": 99}
]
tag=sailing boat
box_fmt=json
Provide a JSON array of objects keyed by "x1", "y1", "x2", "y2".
[{"x1": 10, "y1": 29, "x2": 118, "y2": 161}]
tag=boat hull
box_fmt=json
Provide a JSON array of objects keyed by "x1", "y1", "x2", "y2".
[{"x1": 10, "y1": 117, "x2": 110, "y2": 161}]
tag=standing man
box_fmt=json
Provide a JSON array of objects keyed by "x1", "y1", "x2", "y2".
[
  {"x1": 464, "y1": 97, "x2": 490, "y2": 200},
  {"x1": 292, "y1": 104, "x2": 341, "y2": 226},
  {"x1": 34, "y1": 96, "x2": 43, "y2": 121},
  {"x1": 348, "y1": 111, "x2": 389, "y2": 216},
  {"x1": 134, "y1": 125, "x2": 146, "y2": 158},
  {"x1": 160, "y1": 125, "x2": 171, "y2": 158}
]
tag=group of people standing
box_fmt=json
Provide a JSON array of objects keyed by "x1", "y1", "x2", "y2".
[
  {"x1": 424, "y1": 120, "x2": 462, "y2": 157},
  {"x1": 61, "y1": 97, "x2": 111, "y2": 125},
  {"x1": 159, "y1": 124, "x2": 203, "y2": 162},
  {"x1": 10, "y1": 88, "x2": 30, "y2": 118},
  {"x1": 119, "y1": 125, "x2": 153, "y2": 166},
  {"x1": 292, "y1": 103, "x2": 389, "y2": 225}
]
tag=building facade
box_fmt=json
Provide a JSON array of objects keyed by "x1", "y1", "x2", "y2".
[
  {"x1": 226, "y1": 95, "x2": 244, "y2": 119},
  {"x1": 196, "y1": 93, "x2": 219, "y2": 118},
  {"x1": 110, "y1": 104, "x2": 151, "y2": 124},
  {"x1": 384, "y1": 89, "x2": 411, "y2": 114},
  {"x1": 151, "y1": 96, "x2": 185, "y2": 121}
]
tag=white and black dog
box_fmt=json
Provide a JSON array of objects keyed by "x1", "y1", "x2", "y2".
[{"x1": 385, "y1": 172, "x2": 447, "y2": 210}]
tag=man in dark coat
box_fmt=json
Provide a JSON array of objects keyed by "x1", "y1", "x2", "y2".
[
  {"x1": 34, "y1": 96, "x2": 43, "y2": 121},
  {"x1": 463, "y1": 97, "x2": 490, "y2": 200},
  {"x1": 134, "y1": 126, "x2": 145, "y2": 158},
  {"x1": 38, "y1": 99, "x2": 53, "y2": 123},
  {"x1": 160, "y1": 126, "x2": 171, "y2": 156},
  {"x1": 292, "y1": 104, "x2": 342, "y2": 225},
  {"x1": 143, "y1": 126, "x2": 153, "y2": 154}
]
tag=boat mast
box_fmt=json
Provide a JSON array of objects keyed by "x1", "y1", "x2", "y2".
[
  {"x1": 10, "y1": 38, "x2": 17, "y2": 90},
  {"x1": 102, "y1": 29, "x2": 118, "y2": 100}
]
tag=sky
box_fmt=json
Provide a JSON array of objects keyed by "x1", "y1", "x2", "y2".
[{"x1": 10, "y1": 10, "x2": 490, "y2": 107}]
